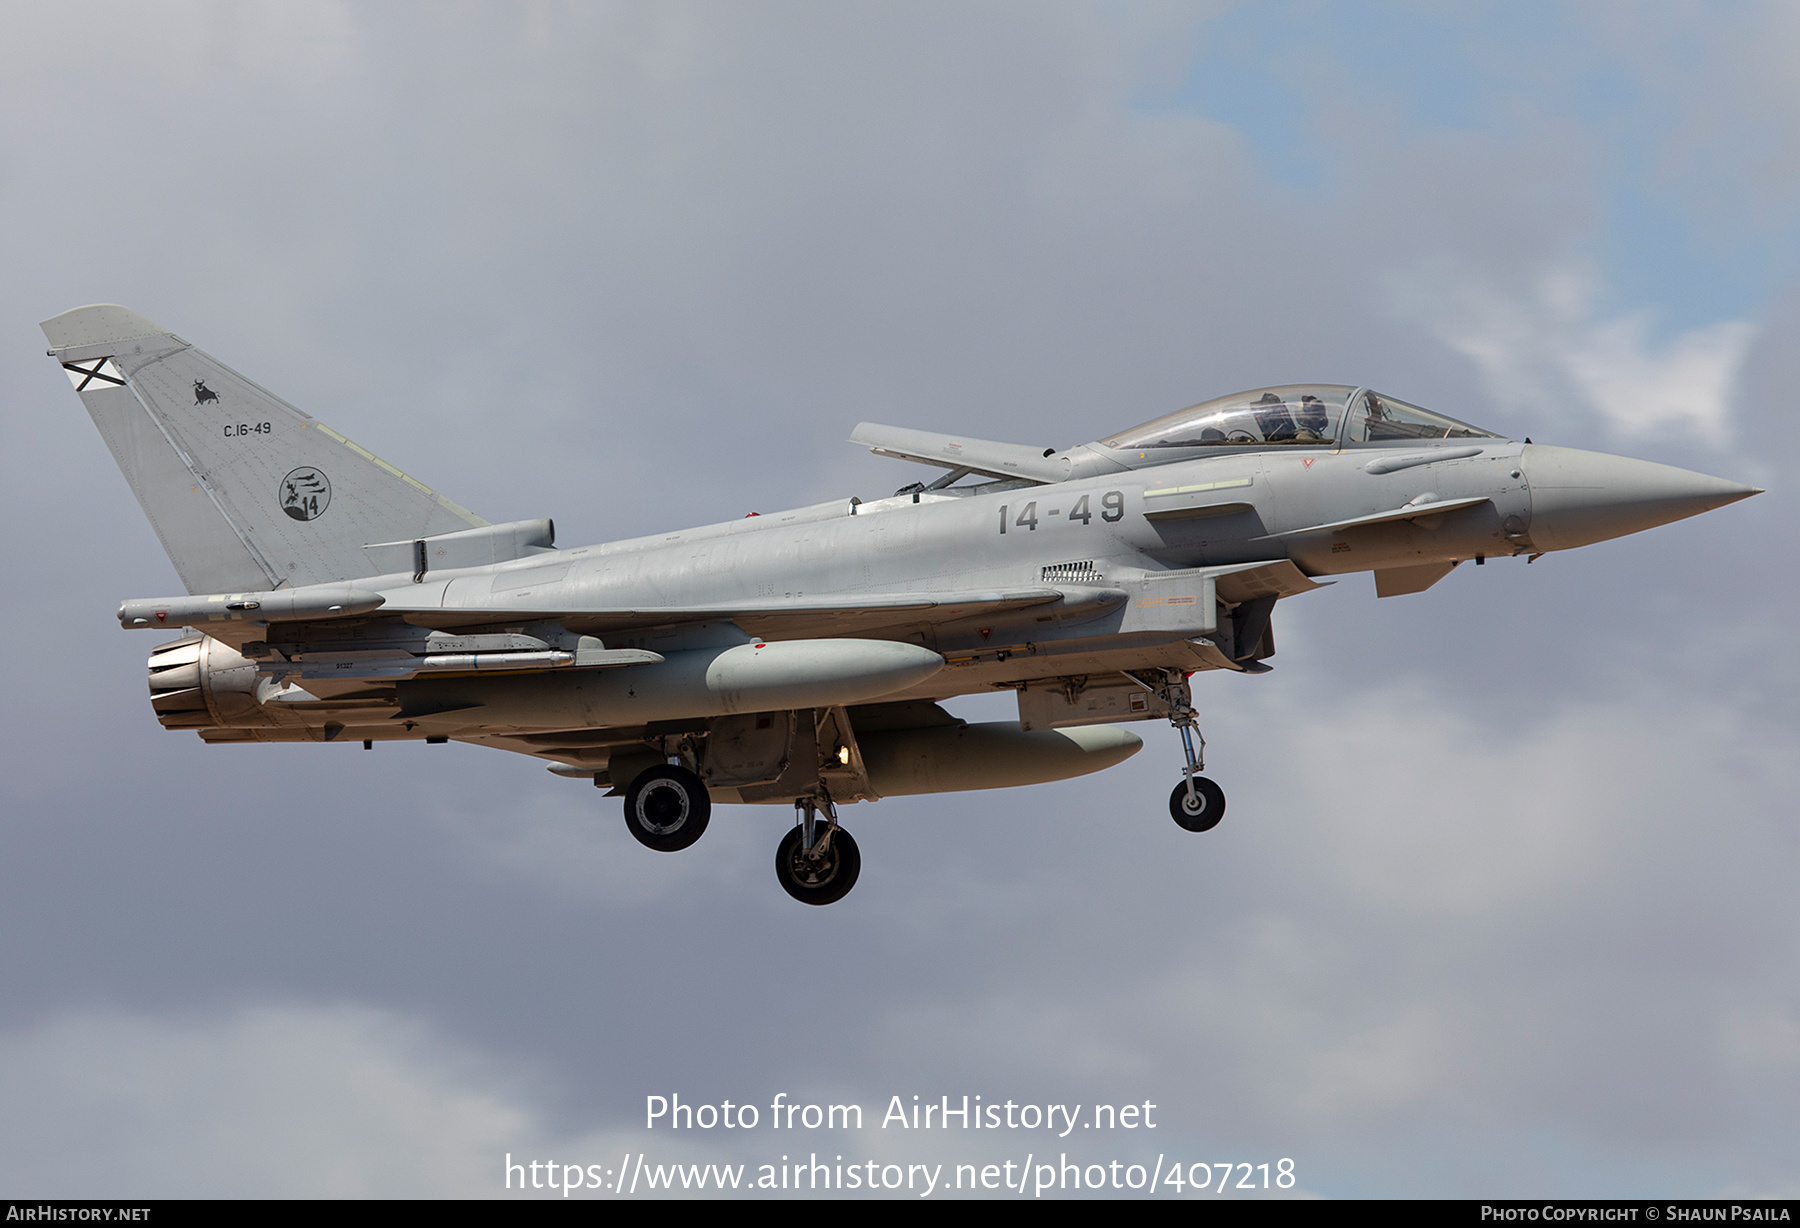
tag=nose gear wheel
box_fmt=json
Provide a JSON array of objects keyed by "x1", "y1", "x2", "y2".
[{"x1": 1169, "y1": 776, "x2": 1226, "y2": 831}]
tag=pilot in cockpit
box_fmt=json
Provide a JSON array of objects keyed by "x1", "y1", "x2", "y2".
[
  {"x1": 1252, "y1": 392, "x2": 1299, "y2": 442},
  {"x1": 1295, "y1": 394, "x2": 1330, "y2": 441}
]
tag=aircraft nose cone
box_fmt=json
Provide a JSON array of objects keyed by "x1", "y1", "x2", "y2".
[{"x1": 1522, "y1": 444, "x2": 1762, "y2": 552}]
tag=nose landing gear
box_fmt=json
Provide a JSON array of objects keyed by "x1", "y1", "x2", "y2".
[
  {"x1": 1167, "y1": 697, "x2": 1225, "y2": 832},
  {"x1": 776, "y1": 792, "x2": 861, "y2": 905},
  {"x1": 1128, "y1": 668, "x2": 1227, "y2": 833}
]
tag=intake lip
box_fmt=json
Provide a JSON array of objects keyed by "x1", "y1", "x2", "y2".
[{"x1": 1522, "y1": 444, "x2": 1761, "y2": 551}]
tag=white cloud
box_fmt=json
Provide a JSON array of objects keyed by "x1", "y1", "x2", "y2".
[
  {"x1": 1392, "y1": 262, "x2": 1757, "y2": 441},
  {"x1": 1564, "y1": 312, "x2": 1758, "y2": 435}
]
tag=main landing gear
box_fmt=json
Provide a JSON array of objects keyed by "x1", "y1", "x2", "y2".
[
  {"x1": 622, "y1": 764, "x2": 712, "y2": 851},
  {"x1": 776, "y1": 793, "x2": 861, "y2": 905},
  {"x1": 619, "y1": 763, "x2": 862, "y2": 904},
  {"x1": 1129, "y1": 669, "x2": 1227, "y2": 833}
]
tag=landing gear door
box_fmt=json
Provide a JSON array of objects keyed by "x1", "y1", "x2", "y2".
[
  {"x1": 704, "y1": 711, "x2": 795, "y2": 788},
  {"x1": 1018, "y1": 678, "x2": 1172, "y2": 731}
]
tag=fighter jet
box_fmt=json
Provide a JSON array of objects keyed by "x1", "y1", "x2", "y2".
[{"x1": 45, "y1": 304, "x2": 1761, "y2": 904}]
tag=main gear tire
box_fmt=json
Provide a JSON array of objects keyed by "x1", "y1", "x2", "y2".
[
  {"x1": 623, "y1": 765, "x2": 712, "y2": 851},
  {"x1": 1169, "y1": 776, "x2": 1226, "y2": 832},
  {"x1": 775, "y1": 825, "x2": 861, "y2": 905}
]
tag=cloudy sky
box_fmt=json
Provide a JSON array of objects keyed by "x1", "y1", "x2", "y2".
[{"x1": 2, "y1": 1, "x2": 1795, "y2": 1199}]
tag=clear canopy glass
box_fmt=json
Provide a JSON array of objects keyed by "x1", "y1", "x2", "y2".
[
  {"x1": 1342, "y1": 390, "x2": 1500, "y2": 443},
  {"x1": 1100, "y1": 385, "x2": 1503, "y2": 450},
  {"x1": 1101, "y1": 385, "x2": 1352, "y2": 450}
]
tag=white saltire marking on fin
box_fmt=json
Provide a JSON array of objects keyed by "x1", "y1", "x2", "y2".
[{"x1": 62, "y1": 357, "x2": 126, "y2": 390}]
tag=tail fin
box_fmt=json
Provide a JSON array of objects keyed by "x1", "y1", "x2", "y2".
[{"x1": 43, "y1": 304, "x2": 485, "y2": 594}]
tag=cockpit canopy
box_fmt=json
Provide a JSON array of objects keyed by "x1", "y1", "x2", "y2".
[{"x1": 1099, "y1": 385, "x2": 1503, "y2": 452}]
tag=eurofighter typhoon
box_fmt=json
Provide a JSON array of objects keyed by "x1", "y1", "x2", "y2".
[{"x1": 46, "y1": 305, "x2": 1760, "y2": 904}]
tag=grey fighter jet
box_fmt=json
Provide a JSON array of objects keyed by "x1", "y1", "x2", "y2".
[{"x1": 45, "y1": 304, "x2": 1761, "y2": 904}]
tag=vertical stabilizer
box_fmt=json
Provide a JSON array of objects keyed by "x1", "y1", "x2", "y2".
[{"x1": 43, "y1": 305, "x2": 485, "y2": 594}]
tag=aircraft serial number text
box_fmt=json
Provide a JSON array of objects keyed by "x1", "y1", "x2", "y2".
[{"x1": 999, "y1": 491, "x2": 1125, "y2": 533}]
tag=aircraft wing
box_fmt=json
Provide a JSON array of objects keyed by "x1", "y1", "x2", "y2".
[
  {"x1": 162, "y1": 587, "x2": 1069, "y2": 701},
  {"x1": 850, "y1": 423, "x2": 1070, "y2": 484},
  {"x1": 406, "y1": 587, "x2": 1067, "y2": 639}
]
